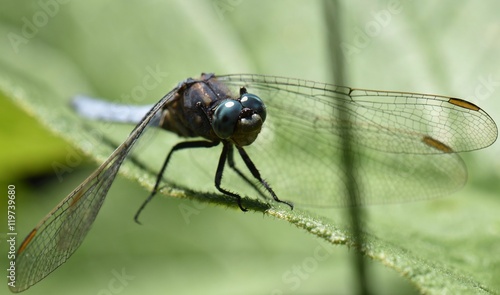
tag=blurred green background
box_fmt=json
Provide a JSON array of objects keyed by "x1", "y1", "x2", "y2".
[{"x1": 1, "y1": 1, "x2": 499, "y2": 294}]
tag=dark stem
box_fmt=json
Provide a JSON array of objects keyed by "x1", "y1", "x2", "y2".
[{"x1": 323, "y1": 1, "x2": 370, "y2": 295}]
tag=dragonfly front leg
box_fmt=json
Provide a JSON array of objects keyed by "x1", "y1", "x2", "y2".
[
  {"x1": 226, "y1": 144, "x2": 270, "y2": 201},
  {"x1": 236, "y1": 146, "x2": 294, "y2": 210},
  {"x1": 214, "y1": 142, "x2": 248, "y2": 211}
]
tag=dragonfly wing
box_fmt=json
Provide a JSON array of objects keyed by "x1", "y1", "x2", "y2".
[
  {"x1": 10, "y1": 89, "x2": 177, "y2": 293},
  {"x1": 215, "y1": 74, "x2": 497, "y2": 207},
  {"x1": 218, "y1": 74, "x2": 498, "y2": 154}
]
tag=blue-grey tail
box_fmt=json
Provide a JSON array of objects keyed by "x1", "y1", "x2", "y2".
[{"x1": 71, "y1": 95, "x2": 160, "y2": 126}]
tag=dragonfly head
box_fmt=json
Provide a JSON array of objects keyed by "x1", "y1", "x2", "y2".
[{"x1": 211, "y1": 93, "x2": 267, "y2": 146}]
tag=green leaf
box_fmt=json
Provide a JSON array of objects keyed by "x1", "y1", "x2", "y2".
[{"x1": 1, "y1": 1, "x2": 499, "y2": 294}]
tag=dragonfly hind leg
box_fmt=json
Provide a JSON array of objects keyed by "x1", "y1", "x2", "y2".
[{"x1": 134, "y1": 140, "x2": 220, "y2": 223}]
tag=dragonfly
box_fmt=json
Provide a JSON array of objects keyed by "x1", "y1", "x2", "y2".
[{"x1": 9, "y1": 73, "x2": 498, "y2": 292}]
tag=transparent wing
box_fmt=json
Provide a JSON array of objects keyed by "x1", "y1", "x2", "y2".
[
  {"x1": 10, "y1": 89, "x2": 177, "y2": 293},
  {"x1": 216, "y1": 74, "x2": 498, "y2": 206}
]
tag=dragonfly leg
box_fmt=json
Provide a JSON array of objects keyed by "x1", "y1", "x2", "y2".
[
  {"x1": 236, "y1": 146, "x2": 294, "y2": 210},
  {"x1": 226, "y1": 144, "x2": 270, "y2": 201},
  {"x1": 134, "y1": 140, "x2": 220, "y2": 223},
  {"x1": 215, "y1": 142, "x2": 248, "y2": 211}
]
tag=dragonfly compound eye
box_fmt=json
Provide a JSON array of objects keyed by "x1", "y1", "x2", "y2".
[
  {"x1": 240, "y1": 93, "x2": 266, "y2": 122},
  {"x1": 212, "y1": 99, "x2": 243, "y2": 139}
]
